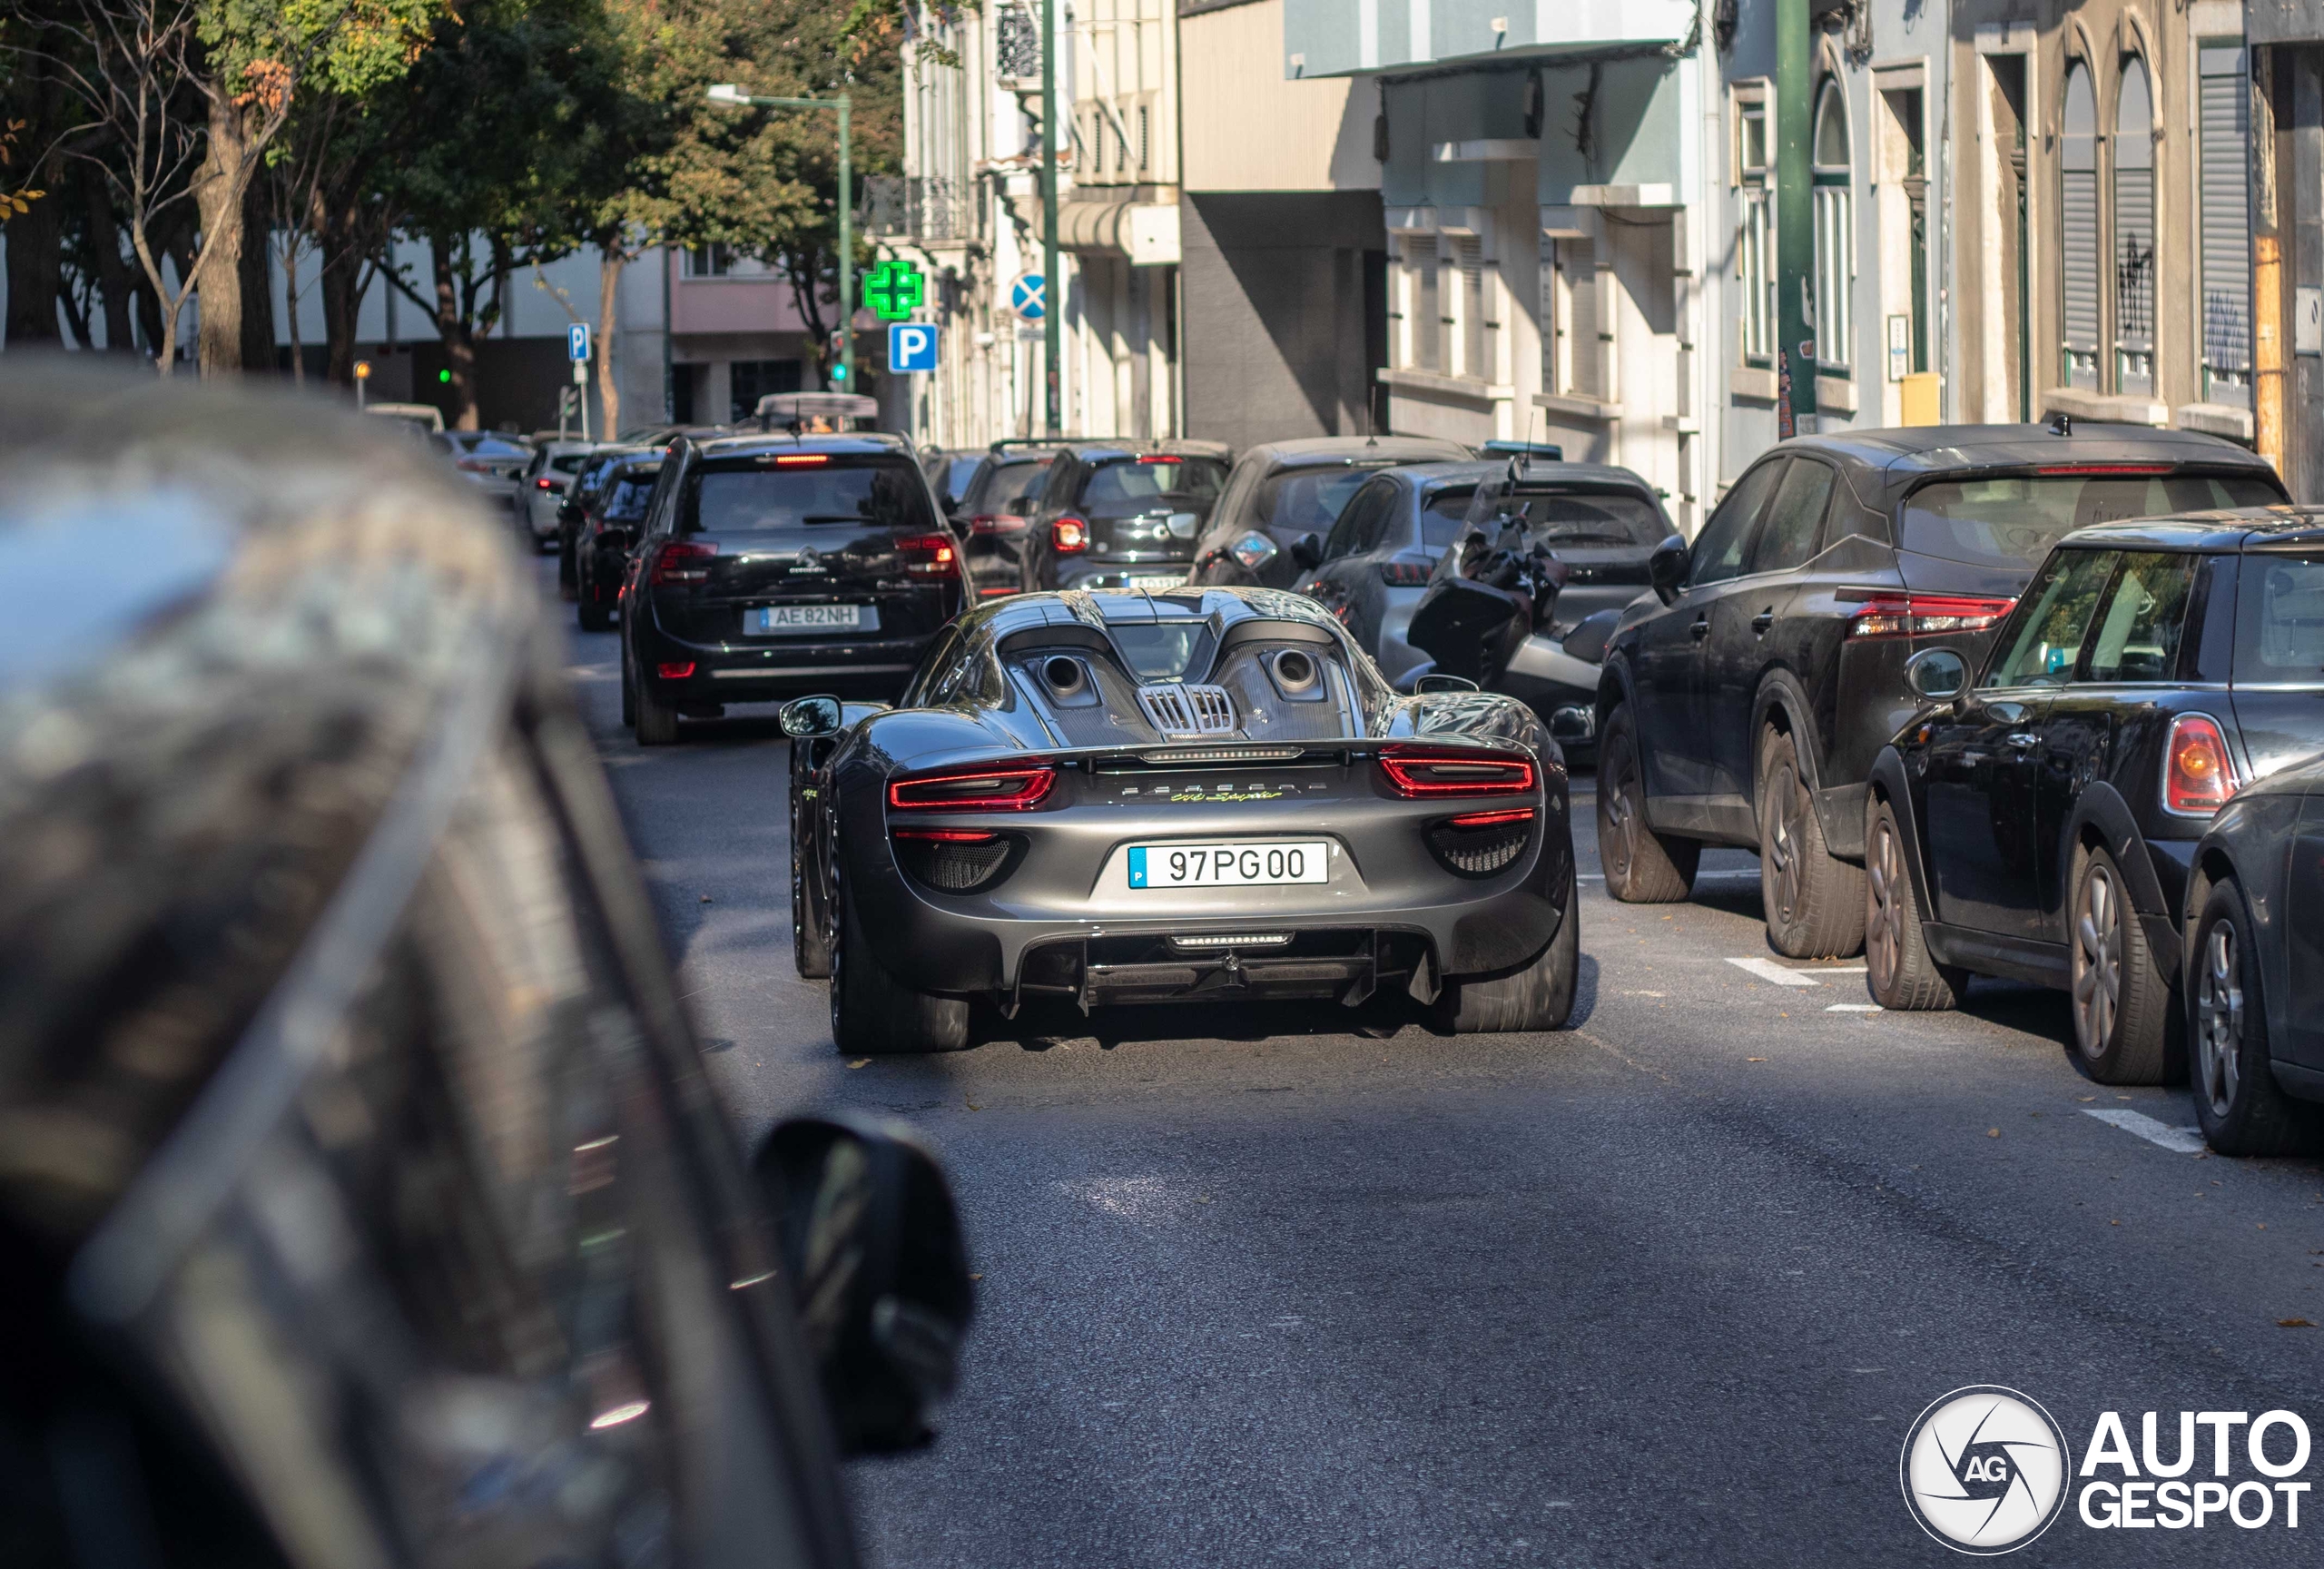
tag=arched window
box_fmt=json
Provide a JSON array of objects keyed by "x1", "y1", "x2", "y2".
[
  {"x1": 1812, "y1": 77, "x2": 1853, "y2": 370},
  {"x1": 2114, "y1": 55, "x2": 2157, "y2": 395},
  {"x1": 2060, "y1": 60, "x2": 2101, "y2": 390}
]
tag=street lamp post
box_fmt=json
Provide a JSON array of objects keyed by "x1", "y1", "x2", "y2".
[
  {"x1": 707, "y1": 84, "x2": 855, "y2": 393},
  {"x1": 1040, "y1": 0, "x2": 1059, "y2": 436}
]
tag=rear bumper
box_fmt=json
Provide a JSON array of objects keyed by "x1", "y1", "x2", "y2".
[
  {"x1": 1056, "y1": 561, "x2": 1192, "y2": 591},
  {"x1": 635, "y1": 609, "x2": 933, "y2": 702}
]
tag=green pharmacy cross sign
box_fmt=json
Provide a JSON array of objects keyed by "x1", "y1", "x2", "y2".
[{"x1": 862, "y1": 260, "x2": 925, "y2": 322}]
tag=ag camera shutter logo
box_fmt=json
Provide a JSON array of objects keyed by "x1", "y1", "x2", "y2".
[{"x1": 1900, "y1": 1386, "x2": 2072, "y2": 1554}]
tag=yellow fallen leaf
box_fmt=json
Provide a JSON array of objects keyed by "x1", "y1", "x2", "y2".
[
  {"x1": 2278, "y1": 1318, "x2": 2314, "y2": 1328},
  {"x1": 1747, "y1": 1056, "x2": 1768, "y2": 1062},
  {"x1": 1986, "y1": 1128, "x2": 2001, "y2": 1138},
  {"x1": 847, "y1": 1058, "x2": 871, "y2": 1069}
]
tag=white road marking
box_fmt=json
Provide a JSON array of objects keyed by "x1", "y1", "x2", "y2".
[
  {"x1": 1810, "y1": 966, "x2": 1868, "y2": 975},
  {"x1": 1726, "y1": 956, "x2": 1823, "y2": 987},
  {"x1": 1827, "y1": 1002, "x2": 1883, "y2": 1012},
  {"x1": 2083, "y1": 1108, "x2": 2207, "y2": 1154}
]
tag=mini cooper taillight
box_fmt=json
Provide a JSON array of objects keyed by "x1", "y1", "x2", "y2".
[
  {"x1": 1376, "y1": 746, "x2": 1537, "y2": 798},
  {"x1": 1052, "y1": 517, "x2": 1089, "y2": 552},
  {"x1": 2162, "y1": 714, "x2": 2238, "y2": 816},
  {"x1": 898, "y1": 532, "x2": 959, "y2": 575},
  {"x1": 651, "y1": 540, "x2": 717, "y2": 585},
  {"x1": 1843, "y1": 592, "x2": 2016, "y2": 638},
  {"x1": 887, "y1": 764, "x2": 1058, "y2": 812}
]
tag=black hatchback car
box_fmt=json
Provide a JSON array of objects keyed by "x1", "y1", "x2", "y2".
[
  {"x1": 576, "y1": 450, "x2": 664, "y2": 629},
  {"x1": 620, "y1": 431, "x2": 967, "y2": 744},
  {"x1": 1595, "y1": 423, "x2": 2286, "y2": 961},
  {"x1": 1863, "y1": 510, "x2": 2324, "y2": 1090},
  {"x1": 1017, "y1": 440, "x2": 1232, "y2": 593}
]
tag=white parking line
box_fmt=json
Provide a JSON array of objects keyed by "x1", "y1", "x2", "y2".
[
  {"x1": 1726, "y1": 956, "x2": 1823, "y2": 988},
  {"x1": 2083, "y1": 1108, "x2": 2206, "y2": 1154},
  {"x1": 1827, "y1": 1002, "x2": 1883, "y2": 1012}
]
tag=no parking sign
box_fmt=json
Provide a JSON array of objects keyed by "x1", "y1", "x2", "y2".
[{"x1": 889, "y1": 322, "x2": 938, "y2": 372}]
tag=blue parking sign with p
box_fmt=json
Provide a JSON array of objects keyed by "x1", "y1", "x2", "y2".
[
  {"x1": 567, "y1": 322, "x2": 590, "y2": 361},
  {"x1": 889, "y1": 322, "x2": 938, "y2": 373}
]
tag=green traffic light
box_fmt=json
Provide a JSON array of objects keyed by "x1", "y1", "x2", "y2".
[
  {"x1": 832, "y1": 365, "x2": 848, "y2": 380},
  {"x1": 438, "y1": 369, "x2": 452, "y2": 383}
]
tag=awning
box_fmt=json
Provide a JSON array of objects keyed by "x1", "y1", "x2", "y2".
[{"x1": 1049, "y1": 199, "x2": 1181, "y2": 266}]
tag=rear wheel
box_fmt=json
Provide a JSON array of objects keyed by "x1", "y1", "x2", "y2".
[
  {"x1": 1435, "y1": 868, "x2": 1581, "y2": 1032},
  {"x1": 635, "y1": 667, "x2": 679, "y2": 746},
  {"x1": 830, "y1": 863, "x2": 969, "y2": 1053},
  {"x1": 2068, "y1": 844, "x2": 2169, "y2": 1084},
  {"x1": 620, "y1": 646, "x2": 635, "y2": 726},
  {"x1": 1757, "y1": 727, "x2": 1866, "y2": 959},
  {"x1": 793, "y1": 784, "x2": 832, "y2": 979},
  {"x1": 1597, "y1": 705, "x2": 1698, "y2": 903},
  {"x1": 2190, "y1": 881, "x2": 2315, "y2": 1154},
  {"x1": 1863, "y1": 794, "x2": 1965, "y2": 1011}
]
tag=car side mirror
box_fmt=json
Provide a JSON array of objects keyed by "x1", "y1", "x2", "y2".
[
  {"x1": 780, "y1": 695, "x2": 843, "y2": 737},
  {"x1": 1290, "y1": 532, "x2": 1324, "y2": 570},
  {"x1": 1648, "y1": 534, "x2": 1689, "y2": 604},
  {"x1": 1413, "y1": 672, "x2": 1481, "y2": 694},
  {"x1": 753, "y1": 1115, "x2": 975, "y2": 1454},
  {"x1": 1905, "y1": 646, "x2": 1968, "y2": 702}
]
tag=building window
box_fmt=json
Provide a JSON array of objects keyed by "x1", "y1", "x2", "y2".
[
  {"x1": 2198, "y1": 41, "x2": 2251, "y2": 407},
  {"x1": 1399, "y1": 233, "x2": 1441, "y2": 372},
  {"x1": 1542, "y1": 238, "x2": 1601, "y2": 399},
  {"x1": 2114, "y1": 54, "x2": 2157, "y2": 397},
  {"x1": 2060, "y1": 60, "x2": 2102, "y2": 390},
  {"x1": 684, "y1": 243, "x2": 734, "y2": 279},
  {"x1": 1137, "y1": 104, "x2": 1150, "y2": 173},
  {"x1": 1811, "y1": 78, "x2": 1854, "y2": 372},
  {"x1": 730, "y1": 359, "x2": 803, "y2": 423},
  {"x1": 1735, "y1": 87, "x2": 1774, "y2": 365},
  {"x1": 1456, "y1": 235, "x2": 1490, "y2": 381}
]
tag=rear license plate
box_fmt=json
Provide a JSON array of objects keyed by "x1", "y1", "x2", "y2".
[
  {"x1": 748, "y1": 604, "x2": 876, "y2": 635},
  {"x1": 1128, "y1": 841, "x2": 1328, "y2": 889},
  {"x1": 1127, "y1": 573, "x2": 1186, "y2": 590}
]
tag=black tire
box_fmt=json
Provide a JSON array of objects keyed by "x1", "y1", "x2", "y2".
[
  {"x1": 793, "y1": 783, "x2": 832, "y2": 979},
  {"x1": 1596, "y1": 705, "x2": 1698, "y2": 903},
  {"x1": 620, "y1": 646, "x2": 635, "y2": 726},
  {"x1": 2190, "y1": 880, "x2": 2316, "y2": 1155},
  {"x1": 830, "y1": 863, "x2": 969, "y2": 1053},
  {"x1": 1863, "y1": 793, "x2": 1965, "y2": 1011},
  {"x1": 558, "y1": 533, "x2": 579, "y2": 597},
  {"x1": 1435, "y1": 867, "x2": 1581, "y2": 1032},
  {"x1": 2067, "y1": 844, "x2": 2170, "y2": 1084},
  {"x1": 635, "y1": 668, "x2": 679, "y2": 746},
  {"x1": 1758, "y1": 727, "x2": 1866, "y2": 959}
]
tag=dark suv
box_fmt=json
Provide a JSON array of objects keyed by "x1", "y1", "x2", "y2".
[
  {"x1": 1017, "y1": 440, "x2": 1232, "y2": 592},
  {"x1": 620, "y1": 431, "x2": 966, "y2": 744},
  {"x1": 1865, "y1": 510, "x2": 2324, "y2": 1090},
  {"x1": 1595, "y1": 424, "x2": 2286, "y2": 959}
]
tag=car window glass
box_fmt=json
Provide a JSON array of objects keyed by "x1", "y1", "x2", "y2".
[
  {"x1": 1690, "y1": 460, "x2": 1785, "y2": 587},
  {"x1": 1082, "y1": 457, "x2": 1227, "y2": 504},
  {"x1": 550, "y1": 453, "x2": 589, "y2": 474},
  {"x1": 1423, "y1": 488, "x2": 1475, "y2": 550},
  {"x1": 1986, "y1": 548, "x2": 2121, "y2": 687},
  {"x1": 1747, "y1": 459, "x2": 1836, "y2": 576},
  {"x1": 1324, "y1": 483, "x2": 1388, "y2": 560},
  {"x1": 1502, "y1": 488, "x2": 1670, "y2": 548},
  {"x1": 2236, "y1": 555, "x2": 2324, "y2": 680},
  {"x1": 682, "y1": 457, "x2": 938, "y2": 534},
  {"x1": 1109, "y1": 622, "x2": 1214, "y2": 679},
  {"x1": 2081, "y1": 552, "x2": 2198, "y2": 682},
  {"x1": 1901, "y1": 472, "x2": 2285, "y2": 570},
  {"x1": 1254, "y1": 467, "x2": 1387, "y2": 531},
  {"x1": 964, "y1": 457, "x2": 1049, "y2": 514},
  {"x1": 641, "y1": 458, "x2": 682, "y2": 535}
]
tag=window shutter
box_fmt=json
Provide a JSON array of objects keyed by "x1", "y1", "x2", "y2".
[
  {"x1": 1458, "y1": 236, "x2": 1486, "y2": 380},
  {"x1": 2061, "y1": 65, "x2": 2101, "y2": 389},
  {"x1": 2114, "y1": 60, "x2": 2157, "y2": 396},
  {"x1": 2200, "y1": 46, "x2": 2252, "y2": 405},
  {"x1": 1565, "y1": 239, "x2": 1600, "y2": 398}
]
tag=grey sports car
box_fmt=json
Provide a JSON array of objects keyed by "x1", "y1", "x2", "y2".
[{"x1": 782, "y1": 587, "x2": 1580, "y2": 1053}]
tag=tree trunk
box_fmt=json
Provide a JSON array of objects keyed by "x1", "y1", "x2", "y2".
[
  {"x1": 431, "y1": 235, "x2": 479, "y2": 429},
  {"x1": 316, "y1": 191, "x2": 367, "y2": 387},
  {"x1": 132, "y1": 269, "x2": 165, "y2": 359},
  {"x1": 598, "y1": 247, "x2": 626, "y2": 436},
  {"x1": 81, "y1": 166, "x2": 138, "y2": 355},
  {"x1": 195, "y1": 95, "x2": 251, "y2": 375},
  {"x1": 239, "y1": 171, "x2": 276, "y2": 374}
]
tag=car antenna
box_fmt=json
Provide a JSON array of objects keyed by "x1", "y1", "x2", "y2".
[
  {"x1": 1364, "y1": 400, "x2": 1378, "y2": 448},
  {"x1": 2048, "y1": 411, "x2": 2073, "y2": 438}
]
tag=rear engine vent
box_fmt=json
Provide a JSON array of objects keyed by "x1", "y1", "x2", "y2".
[
  {"x1": 1137, "y1": 682, "x2": 1237, "y2": 735},
  {"x1": 893, "y1": 832, "x2": 1017, "y2": 892},
  {"x1": 1427, "y1": 811, "x2": 1534, "y2": 877},
  {"x1": 1268, "y1": 647, "x2": 1324, "y2": 700}
]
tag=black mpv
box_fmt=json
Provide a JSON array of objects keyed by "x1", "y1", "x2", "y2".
[
  {"x1": 1865, "y1": 509, "x2": 2324, "y2": 1090},
  {"x1": 1595, "y1": 423, "x2": 2284, "y2": 960}
]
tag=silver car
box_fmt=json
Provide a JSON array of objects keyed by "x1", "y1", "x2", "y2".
[
  {"x1": 518, "y1": 439, "x2": 604, "y2": 546},
  {"x1": 429, "y1": 429, "x2": 535, "y2": 519}
]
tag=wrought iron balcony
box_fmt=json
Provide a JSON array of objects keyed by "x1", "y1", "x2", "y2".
[{"x1": 865, "y1": 176, "x2": 976, "y2": 243}]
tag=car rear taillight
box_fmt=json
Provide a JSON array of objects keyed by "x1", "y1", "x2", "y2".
[
  {"x1": 1136, "y1": 456, "x2": 1183, "y2": 466},
  {"x1": 1053, "y1": 517, "x2": 1089, "y2": 552},
  {"x1": 2034, "y1": 464, "x2": 2172, "y2": 476},
  {"x1": 651, "y1": 541, "x2": 717, "y2": 585},
  {"x1": 2162, "y1": 714, "x2": 2238, "y2": 816},
  {"x1": 773, "y1": 453, "x2": 830, "y2": 467},
  {"x1": 535, "y1": 476, "x2": 556, "y2": 489},
  {"x1": 1445, "y1": 807, "x2": 1535, "y2": 828},
  {"x1": 656, "y1": 662, "x2": 696, "y2": 680},
  {"x1": 970, "y1": 514, "x2": 1029, "y2": 535},
  {"x1": 888, "y1": 764, "x2": 1058, "y2": 812},
  {"x1": 1377, "y1": 746, "x2": 1538, "y2": 798},
  {"x1": 898, "y1": 532, "x2": 959, "y2": 575},
  {"x1": 1844, "y1": 593, "x2": 2016, "y2": 638},
  {"x1": 1378, "y1": 561, "x2": 1433, "y2": 587}
]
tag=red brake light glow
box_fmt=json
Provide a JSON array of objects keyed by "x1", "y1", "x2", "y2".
[
  {"x1": 1053, "y1": 517, "x2": 1089, "y2": 552},
  {"x1": 650, "y1": 540, "x2": 717, "y2": 585},
  {"x1": 1845, "y1": 592, "x2": 2016, "y2": 638},
  {"x1": 2162, "y1": 714, "x2": 2237, "y2": 816},
  {"x1": 773, "y1": 453, "x2": 830, "y2": 466},
  {"x1": 1377, "y1": 746, "x2": 1538, "y2": 798},
  {"x1": 888, "y1": 765, "x2": 1058, "y2": 812},
  {"x1": 1136, "y1": 456, "x2": 1183, "y2": 465},
  {"x1": 655, "y1": 662, "x2": 696, "y2": 680},
  {"x1": 898, "y1": 532, "x2": 958, "y2": 574},
  {"x1": 891, "y1": 828, "x2": 1002, "y2": 844},
  {"x1": 1445, "y1": 807, "x2": 1536, "y2": 828},
  {"x1": 535, "y1": 476, "x2": 556, "y2": 489}
]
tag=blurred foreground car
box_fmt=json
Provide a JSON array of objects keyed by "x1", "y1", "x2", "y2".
[
  {"x1": 1863, "y1": 511, "x2": 2324, "y2": 1095},
  {"x1": 782, "y1": 587, "x2": 1579, "y2": 1053},
  {"x1": 0, "y1": 366, "x2": 971, "y2": 1569}
]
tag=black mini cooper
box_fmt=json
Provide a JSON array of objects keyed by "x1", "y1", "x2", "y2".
[{"x1": 1863, "y1": 508, "x2": 2324, "y2": 1088}]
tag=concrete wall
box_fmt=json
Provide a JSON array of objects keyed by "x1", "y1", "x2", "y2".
[{"x1": 1181, "y1": 0, "x2": 1382, "y2": 192}]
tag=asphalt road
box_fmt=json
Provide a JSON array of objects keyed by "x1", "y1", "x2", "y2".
[{"x1": 562, "y1": 588, "x2": 2324, "y2": 1567}]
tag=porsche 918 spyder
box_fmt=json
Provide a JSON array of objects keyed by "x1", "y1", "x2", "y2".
[{"x1": 783, "y1": 587, "x2": 1580, "y2": 1053}]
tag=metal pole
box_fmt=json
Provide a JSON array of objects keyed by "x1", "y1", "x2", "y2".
[
  {"x1": 839, "y1": 94, "x2": 854, "y2": 393},
  {"x1": 662, "y1": 245, "x2": 674, "y2": 422},
  {"x1": 1041, "y1": 0, "x2": 1060, "y2": 435},
  {"x1": 1776, "y1": 0, "x2": 1817, "y2": 434}
]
